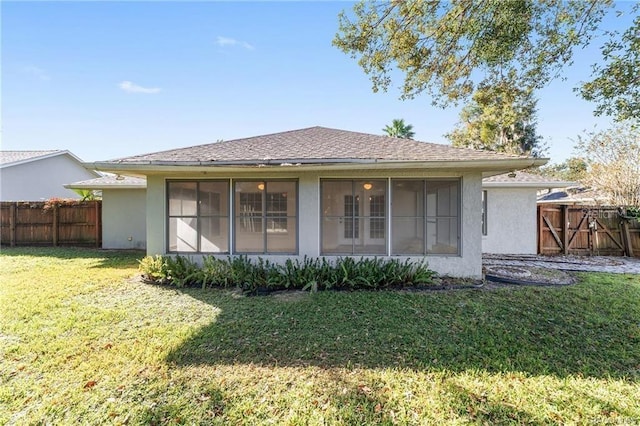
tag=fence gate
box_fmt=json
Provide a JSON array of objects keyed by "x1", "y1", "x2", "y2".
[{"x1": 538, "y1": 204, "x2": 638, "y2": 257}]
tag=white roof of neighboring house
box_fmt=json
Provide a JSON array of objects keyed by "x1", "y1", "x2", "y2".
[
  {"x1": 0, "y1": 150, "x2": 96, "y2": 172},
  {"x1": 537, "y1": 186, "x2": 609, "y2": 205},
  {"x1": 65, "y1": 175, "x2": 146, "y2": 190},
  {"x1": 482, "y1": 171, "x2": 575, "y2": 189}
]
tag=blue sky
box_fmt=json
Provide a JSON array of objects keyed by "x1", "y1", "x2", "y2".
[{"x1": 2, "y1": 1, "x2": 635, "y2": 163}]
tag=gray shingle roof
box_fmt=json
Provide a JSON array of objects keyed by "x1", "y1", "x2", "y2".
[
  {"x1": 106, "y1": 126, "x2": 531, "y2": 165},
  {"x1": 0, "y1": 150, "x2": 63, "y2": 166},
  {"x1": 65, "y1": 175, "x2": 146, "y2": 189},
  {"x1": 483, "y1": 171, "x2": 575, "y2": 188}
]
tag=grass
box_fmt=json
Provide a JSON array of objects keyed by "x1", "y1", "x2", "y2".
[{"x1": 1, "y1": 247, "x2": 639, "y2": 425}]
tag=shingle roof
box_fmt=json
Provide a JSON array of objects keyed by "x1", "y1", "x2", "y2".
[
  {"x1": 106, "y1": 126, "x2": 531, "y2": 165},
  {"x1": 0, "y1": 150, "x2": 63, "y2": 166},
  {"x1": 482, "y1": 171, "x2": 575, "y2": 188},
  {"x1": 483, "y1": 171, "x2": 575, "y2": 188},
  {"x1": 65, "y1": 175, "x2": 146, "y2": 189}
]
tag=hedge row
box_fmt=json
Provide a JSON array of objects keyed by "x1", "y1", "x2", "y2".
[{"x1": 138, "y1": 255, "x2": 435, "y2": 294}]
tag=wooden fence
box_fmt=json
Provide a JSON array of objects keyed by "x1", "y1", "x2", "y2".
[
  {"x1": 0, "y1": 201, "x2": 101, "y2": 247},
  {"x1": 538, "y1": 204, "x2": 640, "y2": 257}
]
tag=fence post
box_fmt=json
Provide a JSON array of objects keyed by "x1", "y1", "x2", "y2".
[
  {"x1": 621, "y1": 219, "x2": 634, "y2": 257},
  {"x1": 537, "y1": 205, "x2": 543, "y2": 254},
  {"x1": 9, "y1": 203, "x2": 17, "y2": 246},
  {"x1": 562, "y1": 204, "x2": 569, "y2": 255},
  {"x1": 94, "y1": 201, "x2": 100, "y2": 248},
  {"x1": 52, "y1": 204, "x2": 59, "y2": 246}
]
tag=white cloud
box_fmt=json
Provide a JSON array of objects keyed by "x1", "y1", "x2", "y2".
[
  {"x1": 24, "y1": 65, "x2": 50, "y2": 81},
  {"x1": 216, "y1": 36, "x2": 254, "y2": 50},
  {"x1": 118, "y1": 81, "x2": 161, "y2": 94}
]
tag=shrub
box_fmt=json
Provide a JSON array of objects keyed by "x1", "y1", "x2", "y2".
[
  {"x1": 139, "y1": 255, "x2": 435, "y2": 293},
  {"x1": 138, "y1": 255, "x2": 170, "y2": 284}
]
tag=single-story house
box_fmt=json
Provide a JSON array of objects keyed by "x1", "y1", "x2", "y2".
[
  {"x1": 90, "y1": 126, "x2": 547, "y2": 278},
  {"x1": 537, "y1": 186, "x2": 608, "y2": 205},
  {"x1": 65, "y1": 175, "x2": 147, "y2": 249},
  {"x1": 482, "y1": 171, "x2": 574, "y2": 254},
  {"x1": 0, "y1": 150, "x2": 100, "y2": 201}
]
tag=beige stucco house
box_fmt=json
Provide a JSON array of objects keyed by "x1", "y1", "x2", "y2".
[
  {"x1": 0, "y1": 150, "x2": 99, "y2": 201},
  {"x1": 482, "y1": 171, "x2": 574, "y2": 254},
  {"x1": 90, "y1": 127, "x2": 547, "y2": 278}
]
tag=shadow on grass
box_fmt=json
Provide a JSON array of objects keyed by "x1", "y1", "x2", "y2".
[
  {"x1": 166, "y1": 275, "x2": 640, "y2": 380},
  {"x1": 0, "y1": 246, "x2": 143, "y2": 268}
]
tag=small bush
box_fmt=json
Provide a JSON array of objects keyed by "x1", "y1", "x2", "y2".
[
  {"x1": 139, "y1": 255, "x2": 435, "y2": 293},
  {"x1": 138, "y1": 255, "x2": 170, "y2": 284}
]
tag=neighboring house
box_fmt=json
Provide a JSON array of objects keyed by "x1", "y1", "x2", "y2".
[
  {"x1": 65, "y1": 175, "x2": 147, "y2": 250},
  {"x1": 537, "y1": 186, "x2": 609, "y2": 205},
  {"x1": 482, "y1": 171, "x2": 574, "y2": 254},
  {"x1": 91, "y1": 126, "x2": 547, "y2": 278},
  {"x1": 0, "y1": 150, "x2": 99, "y2": 201}
]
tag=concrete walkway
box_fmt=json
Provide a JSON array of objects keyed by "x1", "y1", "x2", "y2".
[{"x1": 483, "y1": 254, "x2": 640, "y2": 274}]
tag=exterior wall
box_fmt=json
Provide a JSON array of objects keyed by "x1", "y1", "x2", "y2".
[
  {"x1": 0, "y1": 154, "x2": 97, "y2": 201},
  {"x1": 482, "y1": 187, "x2": 537, "y2": 254},
  {"x1": 145, "y1": 170, "x2": 484, "y2": 278},
  {"x1": 102, "y1": 188, "x2": 146, "y2": 249}
]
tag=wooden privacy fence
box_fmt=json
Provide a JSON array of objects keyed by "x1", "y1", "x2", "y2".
[
  {"x1": 0, "y1": 200, "x2": 101, "y2": 247},
  {"x1": 538, "y1": 204, "x2": 640, "y2": 257}
]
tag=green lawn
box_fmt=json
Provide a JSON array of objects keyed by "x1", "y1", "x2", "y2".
[{"x1": 1, "y1": 247, "x2": 639, "y2": 425}]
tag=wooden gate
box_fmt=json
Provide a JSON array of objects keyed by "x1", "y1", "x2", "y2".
[{"x1": 538, "y1": 204, "x2": 639, "y2": 257}]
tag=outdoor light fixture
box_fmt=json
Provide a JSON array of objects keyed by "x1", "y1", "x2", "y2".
[
  {"x1": 257, "y1": 183, "x2": 265, "y2": 191},
  {"x1": 363, "y1": 183, "x2": 373, "y2": 190}
]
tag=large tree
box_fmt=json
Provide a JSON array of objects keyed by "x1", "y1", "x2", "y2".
[
  {"x1": 445, "y1": 80, "x2": 544, "y2": 156},
  {"x1": 579, "y1": 6, "x2": 640, "y2": 121},
  {"x1": 333, "y1": 0, "x2": 610, "y2": 107},
  {"x1": 383, "y1": 118, "x2": 415, "y2": 139},
  {"x1": 536, "y1": 157, "x2": 588, "y2": 182},
  {"x1": 575, "y1": 120, "x2": 640, "y2": 206}
]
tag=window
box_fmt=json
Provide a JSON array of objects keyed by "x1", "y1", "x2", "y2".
[
  {"x1": 321, "y1": 180, "x2": 386, "y2": 255},
  {"x1": 234, "y1": 181, "x2": 297, "y2": 254},
  {"x1": 482, "y1": 190, "x2": 488, "y2": 236},
  {"x1": 168, "y1": 181, "x2": 229, "y2": 253},
  {"x1": 391, "y1": 179, "x2": 460, "y2": 255}
]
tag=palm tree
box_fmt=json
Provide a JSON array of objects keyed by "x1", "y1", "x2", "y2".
[{"x1": 383, "y1": 119, "x2": 415, "y2": 139}]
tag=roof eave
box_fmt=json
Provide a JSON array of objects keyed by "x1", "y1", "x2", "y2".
[
  {"x1": 483, "y1": 180, "x2": 576, "y2": 189},
  {"x1": 90, "y1": 157, "x2": 548, "y2": 174}
]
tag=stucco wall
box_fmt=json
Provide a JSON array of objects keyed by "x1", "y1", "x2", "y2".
[
  {"x1": 145, "y1": 170, "x2": 483, "y2": 278},
  {"x1": 102, "y1": 188, "x2": 146, "y2": 249},
  {"x1": 482, "y1": 187, "x2": 537, "y2": 254},
  {"x1": 0, "y1": 154, "x2": 97, "y2": 201}
]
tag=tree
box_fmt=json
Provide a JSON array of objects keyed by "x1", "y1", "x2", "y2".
[
  {"x1": 334, "y1": 0, "x2": 609, "y2": 107},
  {"x1": 383, "y1": 118, "x2": 415, "y2": 139},
  {"x1": 536, "y1": 157, "x2": 588, "y2": 182},
  {"x1": 575, "y1": 120, "x2": 640, "y2": 206},
  {"x1": 579, "y1": 6, "x2": 640, "y2": 121},
  {"x1": 445, "y1": 81, "x2": 545, "y2": 156}
]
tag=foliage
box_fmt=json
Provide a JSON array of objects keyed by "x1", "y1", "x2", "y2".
[
  {"x1": 2, "y1": 248, "x2": 640, "y2": 424},
  {"x1": 71, "y1": 189, "x2": 101, "y2": 201},
  {"x1": 446, "y1": 81, "x2": 545, "y2": 156},
  {"x1": 580, "y1": 5, "x2": 640, "y2": 121},
  {"x1": 138, "y1": 255, "x2": 435, "y2": 293},
  {"x1": 536, "y1": 156, "x2": 588, "y2": 182},
  {"x1": 382, "y1": 118, "x2": 415, "y2": 139},
  {"x1": 42, "y1": 197, "x2": 85, "y2": 211},
  {"x1": 333, "y1": 0, "x2": 610, "y2": 106},
  {"x1": 575, "y1": 120, "x2": 640, "y2": 206},
  {"x1": 138, "y1": 254, "x2": 170, "y2": 284}
]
